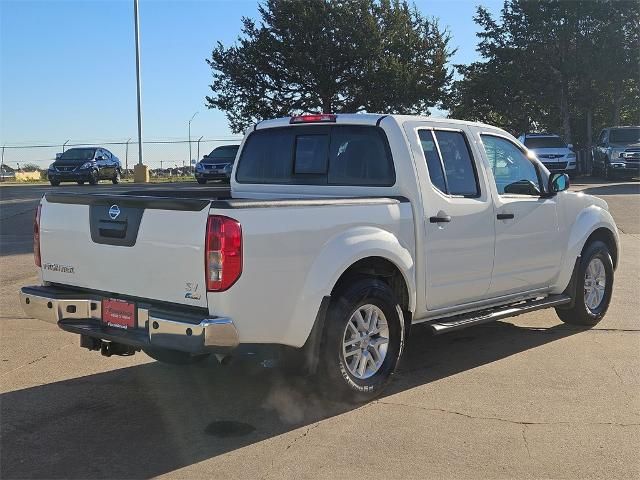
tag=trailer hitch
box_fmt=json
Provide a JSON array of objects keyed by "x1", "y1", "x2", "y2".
[{"x1": 80, "y1": 335, "x2": 137, "y2": 357}]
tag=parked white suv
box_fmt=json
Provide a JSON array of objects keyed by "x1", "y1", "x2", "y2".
[
  {"x1": 20, "y1": 114, "x2": 619, "y2": 401},
  {"x1": 518, "y1": 133, "x2": 577, "y2": 175}
]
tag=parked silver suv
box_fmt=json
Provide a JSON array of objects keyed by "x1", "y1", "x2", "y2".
[
  {"x1": 592, "y1": 126, "x2": 640, "y2": 180},
  {"x1": 518, "y1": 133, "x2": 576, "y2": 175}
]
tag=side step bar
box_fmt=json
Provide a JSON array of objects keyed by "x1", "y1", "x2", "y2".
[{"x1": 428, "y1": 294, "x2": 572, "y2": 335}]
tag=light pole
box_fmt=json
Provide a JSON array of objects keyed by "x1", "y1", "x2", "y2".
[
  {"x1": 133, "y1": 0, "x2": 147, "y2": 182},
  {"x1": 188, "y1": 111, "x2": 198, "y2": 165},
  {"x1": 196, "y1": 136, "x2": 203, "y2": 173},
  {"x1": 1, "y1": 146, "x2": 5, "y2": 182},
  {"x1": 125, "y1": 137, "x2": 131, "y2": 174},
  {"x1": 62, "y1": 140, "x2": 69, "y2": 152}
]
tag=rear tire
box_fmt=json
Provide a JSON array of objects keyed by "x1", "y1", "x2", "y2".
[
  {"x1": 77, "y1": 181, "x2": 84, "y2": 185},
  {"x1": 318, "y1": 278, "x2": 405, "y2": 403},
  {"x1": 197, "y1": 178, "x2": 207, "y2": 184},
  {"x1": 88, "y1": 171, "x2": 98, "y2": 185},
  {"x1": 555, "y1": 240, "x2": 613, "y2": 326},
  {"x1": 49, "y1": 180, "x2": 60, "y2": 186},
  {"x1": 112, "y1": 170, "x2": 121, "y2": 184},
  {"x1": 143, "y1": 348, "x2": 210, "y2": 365}
]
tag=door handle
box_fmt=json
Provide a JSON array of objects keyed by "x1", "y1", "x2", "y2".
[
  {"x1": 497, "y1": 213, "x2": 515, "y2": 220},
  {"x1": 429, "y1": 215, "x2": 452, "y2": 223}
]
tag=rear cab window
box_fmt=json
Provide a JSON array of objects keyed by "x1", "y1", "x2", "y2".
[{"x1": 235, "y1": 125, "x2": 395, "y2": 186}]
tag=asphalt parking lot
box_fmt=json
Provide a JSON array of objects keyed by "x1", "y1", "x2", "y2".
[{"x1": 1, "y1": 178, "x2": 638, "y2": 479}]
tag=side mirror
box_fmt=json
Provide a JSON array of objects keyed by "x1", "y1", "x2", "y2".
[
  {"x1": 567, "y1": 143, "x2": 573, "y2": 149},
  {"x1": 549, "y1": 173, "x2": 569, "y2": 194},
  {"x1": 55, "y1": 153, "x2": 62, "y2": 160}
]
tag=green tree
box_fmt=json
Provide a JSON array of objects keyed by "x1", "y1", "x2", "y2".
[
  {"x1": 206, "y1": 0, "x2": 453, "y2": 133},
  {"x1": 446, "y1": 0, "x2": 640, "y2": 148}
]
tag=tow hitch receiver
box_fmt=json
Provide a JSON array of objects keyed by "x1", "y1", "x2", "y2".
[{"x1": 81, "y1": 335, "x2": 138, "y2": 357}]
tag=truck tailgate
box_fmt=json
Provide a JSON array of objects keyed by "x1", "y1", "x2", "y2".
[{"x1": 39, "y1": 193, "x2": 211, "y2": 308}]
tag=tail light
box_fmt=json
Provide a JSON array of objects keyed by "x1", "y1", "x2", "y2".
[
  {"x1": 205, "y1": 215, "x2": 242, "y2": 291},
  {"x1": 34, "y1": 204, "x2": 42, "y2": 267}
]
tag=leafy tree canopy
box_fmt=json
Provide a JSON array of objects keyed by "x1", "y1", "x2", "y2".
[
  {"x1": 207, "y1": 0, "x2": 453, "y2": 133},
  {"x1": 445, "y1": 0, "x2": 640, "y2": 148}
]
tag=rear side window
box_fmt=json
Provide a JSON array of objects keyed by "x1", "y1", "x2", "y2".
[
  {"x1": 328, "y1": 126, "x2": 394, "y2": 186},
  {"x1": 418, "y1": 130, "x2": 447, "y2": 193},
  {"x1": 418, "y1": 129, "x2": 480, "y2": 197},
  {"x1": 235, "y1": 129, "x2": 295, "y2": 183},
  {"x1": 236, "y1": 125, "x2": 395, "y2": 186}
]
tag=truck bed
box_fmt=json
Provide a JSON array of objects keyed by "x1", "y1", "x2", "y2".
[{"x1": 38, "y1": 191, "x2": 414, "y2": 347}]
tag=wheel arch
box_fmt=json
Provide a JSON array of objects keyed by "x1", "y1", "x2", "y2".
[
  {"x1": 331, "y1": 256, "x2": 411, "y2": 315},
  {"x1": 552, "y1": 205, "x2": 619, "y2": 295},
  {"x1": 286, "y1": 226, "x2": 415, "y2": 349},
  {"x1": 584, "y1": 227, "x2": 618, "y2": 268}
]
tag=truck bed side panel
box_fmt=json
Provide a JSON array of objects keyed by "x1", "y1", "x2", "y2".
[{"x1": 206, "y1": 201, "x2": 415, "y2": 347}]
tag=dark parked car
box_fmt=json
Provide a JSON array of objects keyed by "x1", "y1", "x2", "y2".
[
  {"x1": 194, "y1": 145, "x2": 239, "y2": 184},
  {"x1": 592, "y1": 126, "x2": 640, "y2": 179},
  {"x1": 48, "y1": 147, "x2": 121, "y2": 186}
]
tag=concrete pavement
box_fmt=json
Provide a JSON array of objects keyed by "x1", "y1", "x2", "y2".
[{"x1": 1, "y1": 179, "x2": 638, "y2": 479}]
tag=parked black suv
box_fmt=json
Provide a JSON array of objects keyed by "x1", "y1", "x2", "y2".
[
  {"x1": 48, "y1": 147, "x2": 122, "y2": 186},
  {"x1": 592, "y1": 126, "x2": 640, "y2": 179},
  {"x1": 194, "y1": 145, "x2": 240, "y2": 184}
]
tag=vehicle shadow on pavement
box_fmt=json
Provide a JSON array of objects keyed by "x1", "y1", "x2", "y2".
[
  {"x1": 579, "y1": 182, "x2": 640, "y2": 196},
  {"x1": 0, "y1": 320, "x2": 587, "y2": 479}
]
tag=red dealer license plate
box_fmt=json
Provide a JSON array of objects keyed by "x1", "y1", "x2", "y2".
[{"x1": 102, "y1": 298, "x2": 136, "y2": 330}]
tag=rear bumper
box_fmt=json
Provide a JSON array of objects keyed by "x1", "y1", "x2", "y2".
[{"x1": 19, "y1": 285, "x2": 239, "y2": 353}]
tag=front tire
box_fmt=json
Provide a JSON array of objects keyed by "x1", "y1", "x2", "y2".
[
  {"x1": 142, "y1": 348, "x2": 210, "y2": 365},
  {"x1": 604, "y1": 160, "x2": 613, "y2": 180},
  {"x1": 112, "y1": 170, "x2": 121, "y2": 184},
  {"x1": 556, "y1": 240, "x2": 613, "y2": 326},
  {"x1": 49, "y1": 179, "x2": 60, "y2": 186},
  {"x1": 88, "y1": 171, "x2": 98, "y2": 185},
  {"x1": 319, "y1": 278, "x2": 405, "y2": 402},
  {"x1": 196, "y1": 178, "x2": 207, "y2": 184}
]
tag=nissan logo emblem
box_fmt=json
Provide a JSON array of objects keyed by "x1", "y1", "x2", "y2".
[{"x1": 108, "y1": 204, "x2": 121, "y2": 220}]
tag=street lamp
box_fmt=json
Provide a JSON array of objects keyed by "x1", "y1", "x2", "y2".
[
  {"x1": 197, "y1": 135, "x2": 203, "y2": 168},
  {"x1": 133, "y1": 0, "x2": 147, "y2": 182},
  {"x1": 188, "y1": 111, "x2": 199, "y2": 165}
]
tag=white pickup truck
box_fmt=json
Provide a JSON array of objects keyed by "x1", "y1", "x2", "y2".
[{"x1": 20, "y1": 114, "x2": 619, "y2": 401}]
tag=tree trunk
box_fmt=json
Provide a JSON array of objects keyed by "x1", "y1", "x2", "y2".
[
  {"x1": 321, "y1": 96, "x2": 332, "y2": 114},
  {"x1": 586, "y1": 108, "x2": 593, "y2": 149},
  {"x1": 560, "y1": 79, "x2": 572, "y2": 145},
  {"x1": 586, "y1": 108, "x2": 593, "y2": 174},
  {"x1": 612, "y1": 78, "x2": 622, "y2": 126}
]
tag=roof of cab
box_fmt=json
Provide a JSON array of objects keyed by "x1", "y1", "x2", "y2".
[{"x1": 254, "y1": 113, "x2": 498, "y2": 131}]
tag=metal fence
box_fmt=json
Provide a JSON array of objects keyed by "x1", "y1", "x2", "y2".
[
  {"x1": 1, "y1": 138, "x2": 597, "y2": 180},
  {"x1": 0, "y1": 137, "x2": 243, "y2": 177}
]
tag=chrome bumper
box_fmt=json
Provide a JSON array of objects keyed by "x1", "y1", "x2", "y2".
[{"x1": 19, "y1": 286, "x2": 239, "y2": 353}]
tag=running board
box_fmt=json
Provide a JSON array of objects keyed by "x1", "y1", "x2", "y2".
[{"x1": 428, "y1": 294, "x2": 572, "y2": 335}]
